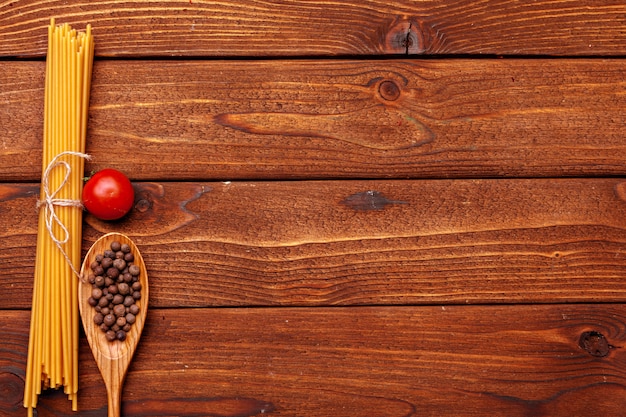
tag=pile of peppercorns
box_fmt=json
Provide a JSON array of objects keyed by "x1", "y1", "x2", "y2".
[{"x1": 87, "y1": 241, "x2": 142, "y2": 342}]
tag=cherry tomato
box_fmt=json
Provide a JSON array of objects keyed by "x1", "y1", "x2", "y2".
[{"x1": 83, "y1": 168, "x2": 135, "y2": 220}]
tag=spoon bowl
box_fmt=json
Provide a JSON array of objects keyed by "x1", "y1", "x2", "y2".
[{"x1": 79, "y1": 232, "x2": 148, "y2": 417}]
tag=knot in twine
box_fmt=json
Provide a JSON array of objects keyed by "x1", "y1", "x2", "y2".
[{"x1": 37, "y1": 151, "x2": 92, "y2": 278}]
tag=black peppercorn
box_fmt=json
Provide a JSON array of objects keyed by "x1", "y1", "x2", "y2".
[
  {"x1": 113, "y1": 258, "x2": 126, "y2": 271},
  {"x1": 89, "y1": 240, "x2": 142, "y2": 342},
  {"x1": 123, "y1": 295, "x2": 135, "y2": 307},
  {"x1": 118, "y1": 283, "x2": 130, "y2": 295},
  {"x1": 113, "y1": 304, "x2": 126, "y2": 317},
  {"x1": 128, "y1": 264, "x2": 140, "y2": 276},
  {"x1": 101, "y1": 257, "x2": 113, "y2": 269},
  {"x1": 112, "y1": 294, "x2": 124, "y2": 305},
  {"x1": 106, "y1": 267, "x2": 120, "y2": 279},
  {"x1": 91, "y1": 288, "x2": 103, "y2": 300},
  {"x1": 93, "y1": 312, "x2": 104, "y2": 325},
  {"x1": 94, "y1": 275, "x2": 105, "y2": 287},
  {"x1": 103, "y1": 314, "x2": 116, "y2": 327}
]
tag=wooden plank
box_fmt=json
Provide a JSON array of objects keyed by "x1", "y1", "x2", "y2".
[
  {"x1": 1, "y1": 305, "x2": 625, "y2": 416},
  {"x1": 2, "y1": 59, "x2": 626, "y2": 182},
  {"x1": 3, "y1": 178, "x2": 626, "y2": 309},
  {"x1": 2, "y1": 1, "x2": 626, "y2": 57}
]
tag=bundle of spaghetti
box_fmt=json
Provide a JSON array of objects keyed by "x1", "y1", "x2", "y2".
[{"x1": 24, "y1": 19, "x2": 94, "y2": 416}]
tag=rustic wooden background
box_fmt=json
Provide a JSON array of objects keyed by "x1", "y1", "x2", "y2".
[{"x1": 1, "y1": 1, "x2": 626, "y2": 416}]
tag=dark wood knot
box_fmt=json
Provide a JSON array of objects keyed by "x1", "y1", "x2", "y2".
[
  {"x1": 0, "y1": 371, "x2": 24, "y2": 408},
  {"x1": 615, "y1": 182, "x2": 626, "y2": 202},
  {"x1": 378, "y1": 80, "x2": 401, "y2": 101},
  {"x1": 134, "y1": 199, "x2": 152, "y2": 213},
  {"x1": 383, "y1": 18, "x2": 422, "y2": 54},
  {"x1": 341, "y1": 190, "x2": 408, "y2": 211},
  {"x1": 579, "y1": 331, "x2": 612, "y2": 357}
]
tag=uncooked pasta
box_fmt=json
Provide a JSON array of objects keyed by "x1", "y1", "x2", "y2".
[{"x1": 24, "y1": 19, "x2": 94, "y2": 415}]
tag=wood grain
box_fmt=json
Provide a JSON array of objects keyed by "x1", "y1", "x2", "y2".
[
  {"x1": 78, "y1": 233, "x2": 149, "y2": 417},
  {"x1": 3, "y1": 179, "x2": 626, "y2": 309},
  {"x1": 3, "y1": 59, "x2": 626, "y2": 182},
  {"x1": 2, "y1": 305, "x2": 625, "y2": 416},
  {"x1": 2, "y1": 1, "x2": 626, "y2": 57},
  {"x1": 3, "y1": 2, "x2": 625, "y2": 416}
]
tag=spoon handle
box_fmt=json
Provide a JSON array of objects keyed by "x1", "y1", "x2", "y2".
[{"x1": 107, "y1": 383, "x2": 122, "y2": 417}]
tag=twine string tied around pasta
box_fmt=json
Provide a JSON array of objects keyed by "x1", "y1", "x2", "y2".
[{"x1": 37, "y1": 151, "x2": 92, "y2": 278}]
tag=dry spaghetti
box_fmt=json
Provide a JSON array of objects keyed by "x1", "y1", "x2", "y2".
[{"x1": 24, "y1": 19, "x2": 94, "y2": 415}]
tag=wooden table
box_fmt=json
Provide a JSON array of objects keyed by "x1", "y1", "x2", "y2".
[{"x1": 2, "y1": 2, "x2": 626, "y2": 416}]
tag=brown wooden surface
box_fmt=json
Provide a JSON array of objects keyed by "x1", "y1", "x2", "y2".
[
  {"x1": 2, "y1": 59, "x2": 626, "y2": 182},
  {"x1": 2, "y1": 1, "x2": 626, "y2": 416},
  {"x1": 2, "y1": 305, "x2": 626, "y2": 416},
  {"x1": 2, "y1": 1, "x2": 626, "y2": 57},
  {"x1": 2, "y1": 179, "x2": 626, "y2": 310}
]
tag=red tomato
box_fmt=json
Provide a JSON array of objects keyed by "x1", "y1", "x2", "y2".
[{"x1": 83, "y1": 169, "x2": 135, "y2": 220}]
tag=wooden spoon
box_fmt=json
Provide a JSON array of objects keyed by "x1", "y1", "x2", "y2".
[{"x1": 79, "y1": 232, "x2": 149, "y2": 417}]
